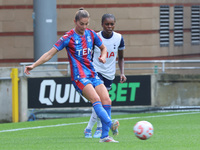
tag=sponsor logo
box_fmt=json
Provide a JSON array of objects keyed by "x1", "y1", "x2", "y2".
[
  {"x1": 28, "y1": 75, "x2": 151, "y2": 108},
  {"x1": 76, "y1": 48, "x2": 92, "y2": 56},
  {"x1": 109, "y1": 82, "x2": 140, "y2": 102},
  {"x1": 39, "y1": 80, "x2": 89, "y2": 106},
  {"x1": 107, "y1": 52, "x2": 115, "y2": 58}
]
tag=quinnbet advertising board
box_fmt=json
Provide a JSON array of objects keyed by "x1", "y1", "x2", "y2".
[{"x1": 27, "y1": 75, "x2": 151, "y2": 108}]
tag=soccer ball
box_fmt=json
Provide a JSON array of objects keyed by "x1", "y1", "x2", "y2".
[{"x1": 133, "y1": 121, "x2": 154, "y2": 140}]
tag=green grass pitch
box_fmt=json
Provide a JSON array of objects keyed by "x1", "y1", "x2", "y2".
[{"x1": 0, "y1": 111, "x2": 199, "y2": 150}]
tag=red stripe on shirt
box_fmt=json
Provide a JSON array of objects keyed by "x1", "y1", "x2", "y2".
[{"x1": 81, "y1": 35, "x2": 95, "y2": 78}]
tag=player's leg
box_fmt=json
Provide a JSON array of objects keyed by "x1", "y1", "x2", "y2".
[
  {"x1": 72, "y1": 78, "x2": 109, "y2": 139},
  {"x1": 82, "y1": 83, "x2": 112, "y2": 129},
  {"x1": 94, "y1": 84, "x2": 110, "y2": 138},
  {"x1": 93, "y1": 108, "x2": 102, "y2": 138},
  {"x1": 86, "y1": 108, "x2": 99, "y2": 130},
  {"x1": 83, "y1": 84, "x2": 118, "y2": 143},
  {"x1": 84, "y1": 108, "x2": 98, "y2": 138},
  {"x1": 97, "y1": 72, "x2": 112, "y2": 121},
  {"x1": 96, "y1": 111, "x2": 102, "y2": 128},
  {"x1": 97, "y1": 73, "x2": 117, "y2": 136},
  {"x1": 95, "y1": 84, "x2": 119, "y2": 139},
  {"x1": 73, "y1": 78, "x2": 118, "y2": 142}
]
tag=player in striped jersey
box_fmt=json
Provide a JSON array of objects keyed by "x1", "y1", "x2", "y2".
[
  {"x1": 24, "y1": 8, "x2": 119, "y2": 143},
  {"x1": 84, "y1": 14, "x2": 126, "y2": 138}
]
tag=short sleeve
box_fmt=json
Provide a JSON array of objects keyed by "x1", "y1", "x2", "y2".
[
  {"x1": 118, "y1": 36, "x2": 125, "y2": 50},
  {"x1": 92, "y1": 30, "x2": 103, "y2": 47},
  {"x1": 54, "y1": 34, "x2": 70, "y2": 51}
]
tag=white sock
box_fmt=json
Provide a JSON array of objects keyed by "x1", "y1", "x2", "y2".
[
  {"x1": 86, "y1": 108, "x2": 98, "y2": 130},
  {"x1": 97, "y1": 117, "x2": 102, "y2": 128}
]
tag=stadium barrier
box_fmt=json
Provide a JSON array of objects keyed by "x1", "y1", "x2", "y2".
[{"x1": 1, "y1": 60, "x2": 200, "y2": 122}]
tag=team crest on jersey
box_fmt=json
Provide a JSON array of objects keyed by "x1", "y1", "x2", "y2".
[
  {"x1": 87, "y1": 36, "x2": 91, "y2": 42},
  {"x1": 114, "y1": 44, "x2": 116, "y2": 49},
  {"x1": 75, "y1": 40, "x2": 79, "y2": 44}
]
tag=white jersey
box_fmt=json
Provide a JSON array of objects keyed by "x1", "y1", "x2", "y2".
[{"x1": 92, "y1": 31, "x2": 125, "y2": 80}]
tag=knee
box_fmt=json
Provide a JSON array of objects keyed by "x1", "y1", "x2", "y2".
[
  {"x1": 102, "y1": 97, "x2": 112, "y2": 105},
  {"x1": 91, "y1": 96, "x2": 101, "y2": 104}
]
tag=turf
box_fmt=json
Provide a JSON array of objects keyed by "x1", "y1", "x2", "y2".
[{"x1": 0, "y1": 111, "x2": 199, "y2": 150}]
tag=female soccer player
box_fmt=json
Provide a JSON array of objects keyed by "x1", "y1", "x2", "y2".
[
  {"x1": 24, "y1": 8, "x2": 119, "y2": 143},
  {"x1": 84, "y1": 14, "x2": 126, "y2": 138}
]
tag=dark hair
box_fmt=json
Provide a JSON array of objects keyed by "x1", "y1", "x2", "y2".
[
  {"x1": 75, "y1": 8, "x2": 90, "y2": 21},
  {"x1": 101, "y1": 14, "x2": 116, "y2": 24}
]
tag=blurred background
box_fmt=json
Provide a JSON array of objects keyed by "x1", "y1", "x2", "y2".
[{"x1": 0, "y1": 0, "x2": 200, "y2": 123}]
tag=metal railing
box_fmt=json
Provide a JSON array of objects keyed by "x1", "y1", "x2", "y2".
[
  {"x1": 18, "y1": 60, "x2": 200, "y2": 76},
  {"x1": 20, "y1": 62, "x2": 71, "y2": 76},
  {"x1": 1, "y1": 60, "x2": 200, "y2": 80},
  {"x1": 122, "y1": 60, "x2": 200, "y2": 73}
]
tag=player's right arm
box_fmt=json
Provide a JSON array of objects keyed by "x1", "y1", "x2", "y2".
[{"x1": 24, "y1": 47, "x2": 58, "y2": 75}]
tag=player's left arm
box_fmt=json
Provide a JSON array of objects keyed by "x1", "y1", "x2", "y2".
[
  {"x1": 118, "y1": 35, "x2": 127, "y2": 83},
  {"x1": 118, "y1": 50, "x2": 127, "y2": 83}
]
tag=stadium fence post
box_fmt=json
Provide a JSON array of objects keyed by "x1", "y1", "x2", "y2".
[{"x1": 10, "y1": 68, "x2": 19, "y2": 123}]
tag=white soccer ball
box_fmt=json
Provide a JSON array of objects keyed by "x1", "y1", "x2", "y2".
[{"x1": 133, "y1": 121, "x2": 154, "y2": 140}]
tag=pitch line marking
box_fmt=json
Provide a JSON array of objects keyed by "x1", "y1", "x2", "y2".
[
  {"x1": 117, "y1": 111, "x2": 200, "y2": 121},
  {"x1": 0, "y1": 111, "x2": 199, "y2": 133}
]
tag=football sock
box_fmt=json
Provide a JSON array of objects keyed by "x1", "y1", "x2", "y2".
[
  {"x1": 92, "y1": 101, "x2": 112, "y2": 126},
  {"x1": 92, "y1": 101, "x2": 112, "y2": 138},
  {"x1": 103, "y1": 105, "x2": 111, "y2": 118},
  {"x1": 86, "y1": 108, "x2": 98, "y2": 130},
  {"x1": 96, "y1": 117, "x2": 102, "y2": 128},
  {"x1": 102, "y1": 105, "x2": 111, "y2": 138}
]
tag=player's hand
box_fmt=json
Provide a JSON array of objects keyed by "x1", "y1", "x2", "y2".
[
  {"x1": 24, "y1": 65, "x2": 34, "y2": 75},
  {"x1": 98, "y1": 56, "x2": 106, "y2": 64},
  {"x1": 120, "y1": 74, "x2": 127, "y2": 83}
]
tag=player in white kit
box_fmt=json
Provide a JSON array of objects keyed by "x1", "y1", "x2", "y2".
[{"x1": 84, "y1": 14, "x2": 126, "y2": 138}]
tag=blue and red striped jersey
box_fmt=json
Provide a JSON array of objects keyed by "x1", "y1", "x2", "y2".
[{"x1": 54, "y1": 28, "x2": 102, "y2": 81}]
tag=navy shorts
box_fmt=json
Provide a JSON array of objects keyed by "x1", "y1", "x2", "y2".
[{"x1": 97, "y1": 72, "x2": 113, "y2": 90}]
